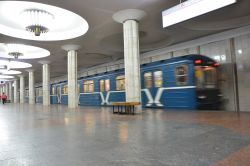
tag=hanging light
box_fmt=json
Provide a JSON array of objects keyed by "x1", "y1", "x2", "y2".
[
  {"x1": 20, "y1": 8, "x2": 54, "y2": 36},
  {"x1": 6, "y1": 44, "x2": 24, "y2": 59}
]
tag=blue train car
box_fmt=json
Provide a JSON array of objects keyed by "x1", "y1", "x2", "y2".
[{"x1": 49, "y1": 54, "x2": 221, "y2": 110}]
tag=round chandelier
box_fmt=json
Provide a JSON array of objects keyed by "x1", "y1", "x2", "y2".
[
  {"x1": 20, "y1": 8, "x2": 54, "y2": 36},
  {"x1": 8, "y1": 52, "x2": 23, "y2": 59},
  {"x1": 6, "y1": 44, "x2": 24, "y2": 59}
]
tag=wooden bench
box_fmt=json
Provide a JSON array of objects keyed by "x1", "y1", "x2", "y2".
[{"x1": 111, "y1": 102, "x2": 140, "y2": 115}]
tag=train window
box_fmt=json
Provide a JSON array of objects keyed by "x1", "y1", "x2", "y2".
[
  {"x1": 175, "y1": 65, "x2": 188, "y2": 86},
  {"x1": 195, "y1": 66, "x2": 217, "y2": 89},
  {"x1": 116, "y1": 75, "x2": 125, "y2": 91},
  {"x1": 56, "y1": 86, "x2": 61, "y2": 95},
  {"x1": 36, "y1": 88, "x2": 43, "y2": 96},
  {"x1": 100, "y1": 80, "x2": 104, "y2": 92},
  {"x1": 154, "y1": 71, "x2": 163, "y2": 87},
  {"x1": 105, "y1": 79, "x2": 110, "y2": 91},
  {"x1": 51, "y1": 87, "x2": 56, "y2": 95},
  {"x1": 144, "y1": 72, "x2": 152, "y2": 88},
  {"x1": 25, "y1": 90, "x2": 29, "y2": 97},
  {"x1": 84, "y1": 80, "x2": 94, "y2": 93},
  {"x1": 204, "y1": 67, "x2": 217, "y2": 88},
  {"x1": 100, "y1": 79, "x2": 110, "y2": 92},
  {"x1": 63, "y1": 85, "x2": 68, "y2": 94}
]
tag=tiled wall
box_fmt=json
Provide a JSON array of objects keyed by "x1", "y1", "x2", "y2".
[
  {"x1": 234, "y1": 34, "x2": 250, "y2": 112},
  {"x1": 200, "y1": 40, "x2": 235, "y2": 111}
]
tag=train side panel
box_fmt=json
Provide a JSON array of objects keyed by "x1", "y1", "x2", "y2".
[{"x1": 141, "y1": 61, "x2": 196, "y2": 109}]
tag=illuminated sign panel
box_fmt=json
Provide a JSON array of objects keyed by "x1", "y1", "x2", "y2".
[{"x1": 162, "y1": 0, "x2": 237, "y2": 28}]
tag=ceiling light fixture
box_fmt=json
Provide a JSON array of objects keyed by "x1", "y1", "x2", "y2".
[
  {"x1": 6, "y1": 44, "x2": 24, "y2": 59},
  {"x1": 0, "y1": 43, "x2": 50, "y2": 59},
  {"x1": 0, "y1": 1, "x2": 89, "y2": 41},
  {"x1": 20, "y1": 8, "x2": 54, "y2": 36},
  {"x1": 162, "y1": 0, "x2": 237, "y2": 28},
  {"x1": 8, "y1": 52, "x2": 23, "y2": 59}
]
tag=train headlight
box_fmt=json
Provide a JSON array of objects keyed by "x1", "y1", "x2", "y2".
[
  {"x1": 198, "y1": 95, "x2": 207, "y2": 99},
  {"x1": 218, "y1": 94, "x2": 223, "y2": 97}
]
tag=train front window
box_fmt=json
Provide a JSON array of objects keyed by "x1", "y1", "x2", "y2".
[
  {"x1": 154, "y1": 70, "x2": 162, "y2": 87},
  {"x1": 195, "y1": 66, "x2": 217, "y2": 89},
  {"x1": 144, "y1": 72, "x2": 152, "y2": 88},
  {"x1": 175, "y1": 65, "x2": 188, "y2": 86}
]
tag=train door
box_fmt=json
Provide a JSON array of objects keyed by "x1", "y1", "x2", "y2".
[
  {"x1": 142, "y1": 70, "x2": 163, "y2": 107},
  {"x1": 99, "y1": 79, "x2": 110, "y2": 106}
]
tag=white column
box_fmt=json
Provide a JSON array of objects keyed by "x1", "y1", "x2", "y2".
[
  {"x1": 14, "y1": 79, "x2": 18, "y2": 103},
  {"x1": 39, "y1": 61, "x2": 50, "y2": 106},
  {"x1": 8, "y1": 82, "x2": 12, "y2": 102},
  {"x1": 0, "y1": 85, "x2": 3, "y2": 96},
  {"x1": 2, "y1": 85, "x2": 5, "y2": 94},
  {"x1": 19, "y1": 75, "x2": 25, "y2": 103},
  {"x1": 113, "y1": 9, "x2": 146, "y2": 107},
  {"x1": 5, "y1": 83, "x2": 9, "y2": 98},
  {"x1": 27, "y1": 69, "x2": 35, "y2": 104},
  {"x1": 123, "y1": 20, "x2": 141, "y2": 102},
  {"x1": 62, "y1": 45, "x2": 80, "y2": 109}
]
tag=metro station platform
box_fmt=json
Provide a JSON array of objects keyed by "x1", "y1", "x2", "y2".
[{"x1": 0, "y1": 104, "x2": 250, "y2": 166}]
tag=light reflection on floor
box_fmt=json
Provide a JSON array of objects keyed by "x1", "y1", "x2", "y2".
[{"x1": 0, "y1": 104, "x2": 250, "y2": 166}]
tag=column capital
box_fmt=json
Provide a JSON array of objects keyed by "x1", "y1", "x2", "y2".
[
  {"x1": 113, "y1": 9, "x2": 146, "y2": 23},
  {"x1": 26, "y1": 69, "x2": 35, "y2": 72},
  {"x1": 38, "y1": 60, "x2": 51, "y2": 65},
  {"x1": 18, "y1": 74, "x2": 24, "y2": 78},
  {"x1": 61, "y1": 44, "x2": 81, "y2": 51}
]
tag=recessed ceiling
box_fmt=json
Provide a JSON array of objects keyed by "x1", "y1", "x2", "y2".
[
  {"x1": 0, "y1": 59, "x2": 32, "y2": 69},
  {"x1": 0, "y1": 1, "x2": 89, "y2": 41},
  {"x1": 0, "y1": 69, "x2": 22, "y2": 75},
  {"x1": 0, "y1": 75, "x2": 14, "y2": 79},
  {"x1": 0, "y1": 43, "x2": 50, "y2": 59}
]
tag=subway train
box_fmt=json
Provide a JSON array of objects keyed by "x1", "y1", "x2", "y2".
[{"x1": 35, "y1": 54, "x2": 222, "y2": 110}]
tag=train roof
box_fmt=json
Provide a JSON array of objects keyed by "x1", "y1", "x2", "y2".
[
  {"x1": 142, "y1": 54, "x2": 218, "y2": 68},
  {"x1": 167, "y1": 54, "x2": 217, "y2": 63}
]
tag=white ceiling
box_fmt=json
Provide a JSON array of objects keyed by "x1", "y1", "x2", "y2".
[{"x1": 0, "y1": 0, "x2": 249, "y2": 84}]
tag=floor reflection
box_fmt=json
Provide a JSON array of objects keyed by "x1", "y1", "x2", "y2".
[{"x1": 118, "y1": 122, "x2": 128, "y2": 144}]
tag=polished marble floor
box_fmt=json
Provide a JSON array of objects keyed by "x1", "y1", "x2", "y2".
[{"x1": 0, "y1": 104, "x2": 250, "y2": 166}]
